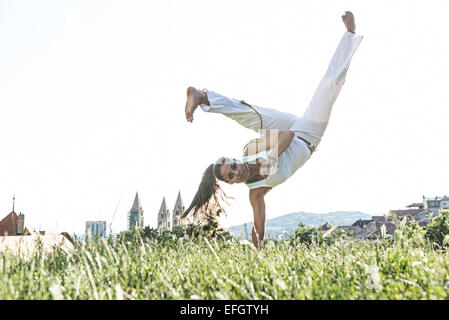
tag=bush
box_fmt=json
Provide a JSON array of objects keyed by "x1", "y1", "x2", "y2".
[
  {"x1": 425, "y1": 210, "x2": 449, "y2": 248},
  {"x1": 401, "y1": 219, "x2": 424, "y2": 240},
  {"x1": 185, "y1": 208, "x2": 233, "y2": 242},
  {"x1": 117, "y1": 226, "x2": 181, "y2": 245},
  {"x1": 291, "y1": 223, "x2": 323, "y2": 245}
]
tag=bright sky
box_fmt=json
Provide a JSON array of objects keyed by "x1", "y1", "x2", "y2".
[{"x1": 1, "y1": 0, "x2": 448, "y2": 236}]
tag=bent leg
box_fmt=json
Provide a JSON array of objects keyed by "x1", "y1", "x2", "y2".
[
  {"x1": 290, "y1": 31, "x2": 363, "y2": 146},
  {"x1": 202, "y1": 90, "x2": 299, "y2": 134}
]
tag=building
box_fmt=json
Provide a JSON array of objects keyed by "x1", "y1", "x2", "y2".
[
  {"x1": 318, "y1": 222, "x2": 333, "y2": 232},
  {"x1": 157, "y1": 191, "x2": 188, "y2": 230},
  {"x1": 0, "y1": 211, "x2": 22, "y2": 236},
  {"x1": 386, "y1": 195, "x2": 448, "y2": 225},
  {"x1": 423, "y1": 195, "x2": 449, "y2": 212},
  {"x1": 359, "y1": 221, "x2": 398, "y2": 240},
  {"x1": 388, "y1": 196, "x2": 449, "y2": 218},
  {"x1": 352, "y1": 219, "x2": 373, "y2": 228},
  {"x1": 157, "y1": 197, "x2": 171, "y2": 229},
  {"x1": 324, "y1": 195, "x2": 448, "y2": 240},
  {"x1": 0, "y1": 196, "x2": 26, "y2": 236},
  {"x1": 172, "y1": 191, "x2": 187, "y2": 228},
  {"x1": 0, "y1": 196, "x2": 73, "y2": 256},
  {"x1": 85, "y1": 221, "x2": 107, "y2": 238},
  {"x1": 388, "y1": 207, "x2": 425, "y2": 218},
  {"x1": 128, "y1": 192, "x2": 144, "y2": 229},
  {"x1": 333, "y1": 226, "x2": 362, "y2": 237}
]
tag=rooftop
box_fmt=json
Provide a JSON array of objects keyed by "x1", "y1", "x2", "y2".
[{"x1": 390, "y1": 209, "x2": 425, "y2": 217}]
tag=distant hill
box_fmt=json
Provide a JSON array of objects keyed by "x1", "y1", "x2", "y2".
[{"x1": 227, "y1": 211, "x2": 372, "y2": 240}]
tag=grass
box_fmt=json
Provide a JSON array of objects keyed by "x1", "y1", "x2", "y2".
[{"x1": 0, "y1": 232, "x2": 448, "y2": 300}]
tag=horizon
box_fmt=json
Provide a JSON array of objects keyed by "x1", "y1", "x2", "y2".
[
  {"x1": 3, "y1": 194, "x2": 423, "y2": 236},
  {"x1": 2, "y1": 199, "x2": 375, "y2": 237},
  {"x1": 1, "y1": 187, "x2": 446, "y2": 236},
  {"x1": 1, "y1": 0, "x2": 448, "y2": 235}
]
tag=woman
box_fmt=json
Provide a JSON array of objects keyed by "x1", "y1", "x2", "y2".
[{"x1": 181, "y1": 11, "x2": 363, "y2": 248}]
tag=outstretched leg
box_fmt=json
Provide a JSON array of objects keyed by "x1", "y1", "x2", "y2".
[{"x1": 290, "y1": 11, "x2": 363, "y2": 147}]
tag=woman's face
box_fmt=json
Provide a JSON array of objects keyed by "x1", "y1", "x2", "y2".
[{"x1": 219, "y1": 158, "x2": 250, "y2": 184}]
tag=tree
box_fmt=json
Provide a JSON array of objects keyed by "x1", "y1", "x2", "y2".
[
  {"x1": 425, "y1": 210, "x2": 449, "y2": 248},
  {"x1": 291, "y1": 223, "x2": 323, "y2": 245},
  {"x1": 185, "y1": 208, "x2": 233, "y2": 241}
]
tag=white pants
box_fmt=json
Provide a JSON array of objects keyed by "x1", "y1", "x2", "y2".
[{"x1": 201, "y1": 32, "x2": 364, "y2": 149}]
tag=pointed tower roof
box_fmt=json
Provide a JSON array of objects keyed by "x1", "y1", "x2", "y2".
[
  {"x1": 128, "y1": 192, "x2": 144, "y2": 229},
  {"x1": 131, "y1": 192, "x2": 143, "y2": 212},
  {"x1": 159, "y1": 197, "x2": 168, "y2": 214},
  {"x1": 173, "y1": 190, "x2": 184, "y2": 213}
]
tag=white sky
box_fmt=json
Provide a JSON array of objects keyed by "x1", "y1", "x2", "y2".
[{"x1": 1, "y1": 0, "x2": 448, "y2": 235}]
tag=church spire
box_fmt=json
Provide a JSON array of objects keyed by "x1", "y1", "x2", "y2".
[
  {"x1": 131, "y1": 192, "x2": 142, "y2": 212},
  {"x1": 12, "y1": 194, "x2": 15, "y2": 213},
  {"x1": 173, "y1": 191, "x2": 184, "y2": 214},
  {"x1": 127, "y1": 192, "x2": 144, "y2": 229},
  {"x1": 157, "y1": 197, "x2": 171, "y2": 230},
  {"x1": 172, "y1": 190, "x2": 186, "y2": 227},
  {"x1": 159, "y1": 197, "x2": 168, "y2": 214}
]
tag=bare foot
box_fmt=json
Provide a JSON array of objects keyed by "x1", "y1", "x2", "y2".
[
  {"x1": 342, "y1": 11, "x2": 356, "y2": 34},
  {"x1": 185, "y1": 87, "x2": 208, "y2": 123}
]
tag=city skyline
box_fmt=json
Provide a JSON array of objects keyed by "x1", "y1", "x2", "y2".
[{"x1": 4, "y1": 192, "x2": 448, "y2": 237}]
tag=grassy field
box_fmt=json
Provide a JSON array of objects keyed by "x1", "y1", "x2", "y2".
[{"x1": 1, "y1": 227, "x2": 448, "y2": 300}]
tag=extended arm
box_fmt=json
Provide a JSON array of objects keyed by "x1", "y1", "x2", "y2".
[{"x1": 249, "y1": 187, "x2": 271, "y2": 248}]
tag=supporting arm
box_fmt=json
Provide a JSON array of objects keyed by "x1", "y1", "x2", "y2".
[{"x1": 249, "y1": 187, "x2": 271, "y2": 248}]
